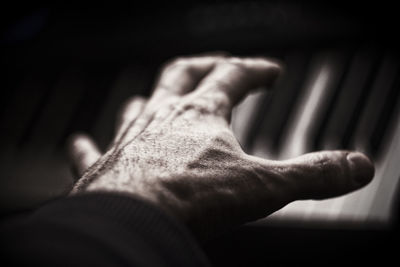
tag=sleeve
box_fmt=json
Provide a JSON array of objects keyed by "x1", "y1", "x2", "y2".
[{"x1": 0, "y1": 192, "x2": 210, "y2": 267}]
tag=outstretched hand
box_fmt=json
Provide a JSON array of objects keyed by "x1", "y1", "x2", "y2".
[{"x1": 68, "y1": 54, "x2": 374, "y2": 240}]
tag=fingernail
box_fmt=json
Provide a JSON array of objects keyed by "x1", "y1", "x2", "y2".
[{"x1": 346, "y1": 152, "x2": 375, "y2": 185}]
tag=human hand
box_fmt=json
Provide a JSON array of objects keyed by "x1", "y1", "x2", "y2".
[{"x1": 68, "y1": 54, "x2": 374, "y2": 240}]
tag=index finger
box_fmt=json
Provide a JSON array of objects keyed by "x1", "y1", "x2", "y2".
[
  {"x1": 151, "y1": 53, "x2": 228, "y2": 101},
  {"x1": 193, "y1": 57, "x2": 281, "y2": 111}
]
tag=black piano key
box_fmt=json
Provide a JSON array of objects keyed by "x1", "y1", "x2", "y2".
[
  {"x1": 304, "y1": 50, "x2": 350, "y2": 152},
  {"x1": 370, "y1": 68, "x2": 400, "y2": 157},
  {"x1": 91, "y1": 66, "x2": 150, "y2": 150},
  {"x1": 350, "y1": 51, "x2": 399, "y2": 157},
  {"x1": 232, "y1": 89, "x2": 270, "y2": 153},
  {"x1": 369, "y1": 104, "x2": 400, "y2": 219},
  {"x1": 341, "y1": 93, "x2": 400, "y2": 220},
  {"x1": 23, "y1": 68, "x2": 87, "y2": 152},
  {"x1": 0, "y1": 67, "x2": 58, "y2": 152},
  {"x1": 317, "y1": 46, "x2": 380, "y2": 150},
  {"x1": 59, "y1": 64, "x2": 119, "y2": 147},
  {"x1": 279, "y1": 50, "x2": 348, "y2": 159},
  {"x1": 250, "y1": 51, "x2": 311, "y2": 158},
  {"x1": 268, "y1": 50, "x2": 350, "y2": 219},
  {"x1": 0, "y1": 66, "x2": 29, "y2": 120}
]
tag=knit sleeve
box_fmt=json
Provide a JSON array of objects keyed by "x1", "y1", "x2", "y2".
[{"x1": 0, "y1": 192, "x2": 210, "y2": 267}]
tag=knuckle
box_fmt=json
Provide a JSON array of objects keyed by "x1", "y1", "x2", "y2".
[
  {"x1": 207, "y1": 90, "x2": 230, "y2": 110},
  {"x1": 284, "y1": 152, "x2": 349, "y2": 199},
  {"x1": 178, "y1": 101, "x2": 210, "y2": 116},
  {"x1": 187, "y1": 130, "x2": 241, "y2": 168},
  {"x1": 317, "y1": 158, "x2": 343, "y2": 179},
  {"x1": 180, "y1": 92, "x2": 230, "y2": 116},
  {"x1": 310, "y1": 153, "x2": 343, "y2": 178},
  {"x1": 210, "y1": 128, "x2": 241, "y2": 151},
  {"x1": 156, "y1": 100, "x2": 177, "y2": 116},
  {"x1": 310, "y1": 153, "x2": 348, "y2": 194},
  {"x1": 215, "y1": 60, "x2": 249, "y2": 84},
  {"x1": 151, "y1": 97, "x2": 180, "y2": 120}
]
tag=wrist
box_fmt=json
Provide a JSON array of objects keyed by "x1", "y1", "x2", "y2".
[{"x1": 74, "y1": 170, "x2": 186, "y2": 223}]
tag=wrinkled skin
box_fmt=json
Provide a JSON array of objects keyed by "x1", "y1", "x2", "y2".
[{"x1": 68, "y1": 54, "x2": 374, "y2": 241}]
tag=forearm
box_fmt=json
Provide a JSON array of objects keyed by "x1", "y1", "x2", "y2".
[{"x1": 0, "y1": 192, "x2": 209, "y2": 267}]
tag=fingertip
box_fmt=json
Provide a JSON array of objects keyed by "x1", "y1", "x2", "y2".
[
  {"x1": 67, "y1": 132, "x2": 100, "y2": 162},
  {"x1": 346, "y1": 152, "x2": 375, "y2": 186},
  {"x1": 271, "y1": 59, "x2": 284, "y2": 75},
  {"x1": 279, "y1": 150, "x2": 375, "y2": 200},
  {"x1": 66, "y1": 132, "x2": 101, "y2": 175},
  {"x1": 236, "y1": 57, "x2": 284, "y2": 87},
  {"x1": 66, "y1": 132, "x2": 89, "y2": 154},
  {"x1": 266, "y1": 60, "x2": 283, "y2": 86}
]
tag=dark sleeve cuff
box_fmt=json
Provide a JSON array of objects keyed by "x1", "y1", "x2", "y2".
[{"x1": 1, "y1": 192, "x2": 210, "y2": 267}]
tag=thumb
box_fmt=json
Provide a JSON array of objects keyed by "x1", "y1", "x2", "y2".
[{"x1": 274, "y1": 151, "x2": 374, "y2": 200}]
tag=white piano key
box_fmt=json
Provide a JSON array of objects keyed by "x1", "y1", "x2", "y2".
[
  {"x1": 269, "y1": 51, "x2": 400, "y2": 226},
  {"x1": 353, "y1": 103, "x2": 400, "y2": 223},
  {"x1": 26, "y1": 68, "x2": 86, "y2": 152},
  {"x1": 352, "y1": 52, "x2": 398, "y2": 154},
  {"x1": 0, "y1": 69, "x2": 54, "y2": 154},
  {"x1": 252, "y1": 51, "x2": 310, "y2": 159},
  {"x1": 231, "y1": 89, "x2": 269, "y2": 152},
  {"x1": 279, "y1": 52, "x2": 344, "y2": 159},
  {"x1": 307, "y1": 48, "x2": 378, "y2": 221},
  {"x1": 369, "y1": 113, "x2": 400, "y2": 222},
  {"x1": 330, "y1": 53, "x2": 399, "y2": 221},
  {"x1": 92, "y1": 66, "x2": 149, "y2": 150},
  {"x1": 268, "y1": 52, "x2": 345, "y2": 220},
  {"x1": 321, "y1": 46, "x2": 377, "y2": 150}
]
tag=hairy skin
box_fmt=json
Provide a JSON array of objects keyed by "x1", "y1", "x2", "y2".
[{"x1": 68, "y1": 54, "x2": 374, "y2": 240}]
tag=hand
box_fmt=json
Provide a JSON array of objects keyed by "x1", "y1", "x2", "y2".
[{"x1": 68, "y1": 54, "x2": 374, "y2": 240}]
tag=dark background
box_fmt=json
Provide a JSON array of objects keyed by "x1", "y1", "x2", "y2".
[{"x1": 1, "y1": 1, "x2": 399, "y2": 265}]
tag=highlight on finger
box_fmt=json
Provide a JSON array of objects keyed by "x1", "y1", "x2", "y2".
[
  {"x1": 67, "y1": 133, "x2": 102, "y2": 178},
  {"x1": 152, "y1": 53, "x2": 229, "y2": 99},
  {"x1": 193, "y1": 57, "x2": 282, "y2": 110},
  {"x1": 115, "y1": 96, "x2": 147, "y2": 142}
]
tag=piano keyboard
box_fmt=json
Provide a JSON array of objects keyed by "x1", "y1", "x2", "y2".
[
  {"x1": 0, "y1": 64, "x2": 152, "y2": 211},
  {"x1": 232, "y1": 46, "x2": 400, "y2": 227},
  {"x1": 1, "y1": 43, "x2": 399, "y2": 231}
]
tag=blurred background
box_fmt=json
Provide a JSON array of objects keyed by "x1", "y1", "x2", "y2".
[{"x1": 1, "y1": 1, "x2": 399, "y2": 265}]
